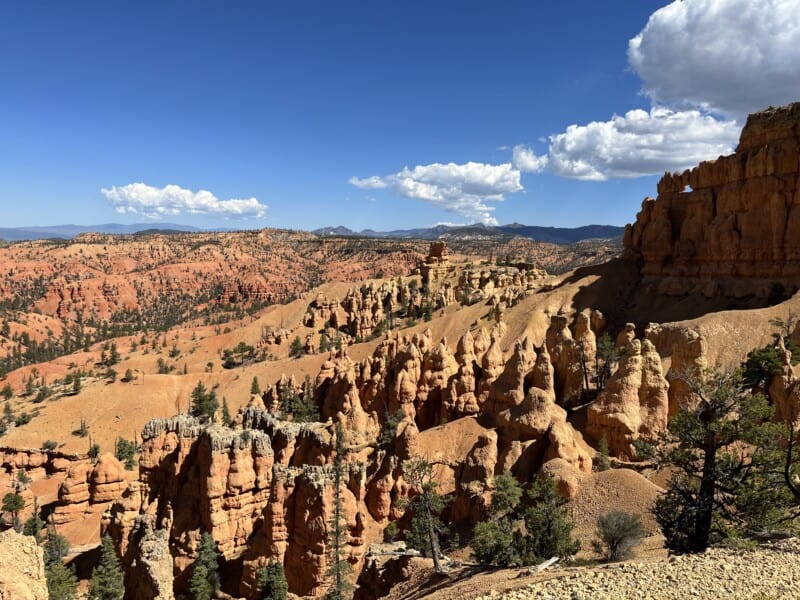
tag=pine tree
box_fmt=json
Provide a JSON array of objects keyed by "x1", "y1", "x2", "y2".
[
  {"x1": 653, "y1": 368, "x2": 791, "y2": 553},
  {"x1": 87, "y1": 536, "x2": 124, "y2": 600},
  {"x1": 257, "y1": 559, "x2": 288, "y2": 600},
  {"x1": 251, "y1": 376, "x2": 261, "y2": 395},
  {"x1": 189, "y1": 532, "x2": 220, "y2": 600},
  {"x1": 2, "y1": 491, "x2": 24, "y2": 530},
  {"x1": 43, "y1": 528, "x2": 78, "y2": 600},
  {"x1": 22, "y1": 497, "x2": 44, "y2": 539},
  {"x1": 325, "y1": 424, "x2": 353, "y2": 600},
  {"x1": 190, "y1": 381, "x2": 219, "y2": 419},
  {"x1": 403, "y1": 457, "x2": 445, "y2": 573},
  {"x1": 221, "y1": 397, "x2": 233, "y2": 427}
]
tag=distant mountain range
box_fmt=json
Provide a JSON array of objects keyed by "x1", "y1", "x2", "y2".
[
  {"x1": 0, "y1": 222, "x2": 625, "y2": 244},
  {"x1": 312, "y1": 223, "x2": 625, "y2": 243},
  {"x1": 0, "y1": 223, "x2": 201, "y2": 241}
]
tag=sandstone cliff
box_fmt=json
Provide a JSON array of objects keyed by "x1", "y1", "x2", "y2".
[{"x1": 624, "y1": 102, "x2": 800, "y2": 299}]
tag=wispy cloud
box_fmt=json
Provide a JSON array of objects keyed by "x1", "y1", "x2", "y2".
[
  {"x1": 349, "y1": 161, "x2": 521, "y2": 225},
  {"x1": 101, "y1": 183, "x2": 267, "y2": 219}
]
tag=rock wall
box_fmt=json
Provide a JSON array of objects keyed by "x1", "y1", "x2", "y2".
[{"x1": 624, "y1": 102, "x2": 800, "y2": 298}]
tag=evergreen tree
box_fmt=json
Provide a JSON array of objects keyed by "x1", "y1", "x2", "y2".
[
  {"x1": 189, "y1": 532, "x2": 220, "y2": 600},
  {"x1": 87, "y1": 536, "x2": 124, "y2": 600},
  {"x1": 43, "y1": 528, "x2": 78, "y2": 600},
  {"x1": 190, "y1": 381, "x2": 219, "y2": 419},
  {"x1": 22, "y1": 497, "x2": 44, "y2": 539},
  {"x1": 403, "y1": 457, "x2": 445, "y2": 573},
  {"x1": 521, "y1": 476, "x2": 580, "y2": 561},
  {"x1": 472, "y1": 472, "x2": 579, "y2": 566},
  {"x1": 257, "y1": 559, "x2": 288, "y2": 600},
  {"x1": 251, "y1": 376, "x2": 261, "y2": 396},
  {"x1": 221, "y1": 397, "x2": 233, "y2": 427},
  {"x1": 653, "y1": 368, "x2": 791, "y2": 553},
  {"x1": 289, "y1": 335, "x2": 304, "y2": 358},
  {"x1": 2, "y1": 491, "x2": 24, "y2": 530},
  {"x1": 325, "y1": 424, "x2": 353, "y2": 600},
  {"x1": 472, "y1": 472, "x2": 524, "y2": 566}
]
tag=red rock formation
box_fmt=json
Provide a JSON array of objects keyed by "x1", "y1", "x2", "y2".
[{"x1": 624, "y1": 102, "x2": 800, "y2": 298}]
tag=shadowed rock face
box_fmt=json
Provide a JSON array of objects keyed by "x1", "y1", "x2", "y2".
[{"x1": 624, "y1": 102, "x2": 800, "y2": 299}]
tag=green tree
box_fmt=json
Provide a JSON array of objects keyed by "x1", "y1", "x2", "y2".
[
  {"x1": 595, "y1": 333, "x2": 616, "y2": 391},
  {"x1": 87, "y1": 535, "x2": 124, "y2": 600},
  {"x1": 472, "y1": 472, "x2": 524, "y2": 566},
  {"x1": 44, "y1": 529, "x2": 78, "y2": 600},
  {"x1": 257, "y1": 559, "x2": 288, "y2": 600},
  {"x1": 1, "y1": 383, "x2": 12, "y2": 400},
  {"x1": 403, "y1": 457, "x2": 445, "y2": 573},
  {"x1": 519, "y1": 476, "x2": 580, "y2": 561},
  {"x1": 2, "y1": 491, "x2": 25, "y2": 529},
  {"x1": 115, "y1": 438, "x2": 137, "y2": 470},
  {"x1": 251, "y1": 376, "x2": 261, "y2": 396},
  {"x1": 742, "y1": 344, "x2": 784, "y2": 389},
  {"x1": 190, "y1": 380, "x2": 219, "y2": 420},
  {"x1": 653, "y1": 368, "x2": 791, "y2": 554},
  {"x1": 71, "y1": 376, "x2": 81, "y2": 395},
  {"x1": 189, "y1": 532, "x2": 220, "y2": 600},
  {"x1": 325, "y1": 423, "x2": 353, "y2": 600},
  {"x1": 23, "y1": 497, "x2": 44, "y2": 539},
  {"x1": 221, "y1": 397, "x2": 233, "y2": 427},
  {"x1": 289, "y1": 335, "x2": 305, "y2": 358}
]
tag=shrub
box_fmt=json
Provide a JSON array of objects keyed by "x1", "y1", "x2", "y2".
[
  {"x1": 592, "y1": 510, "x2": 644, "y2": 562},
  {"x1": 41, "y1": 440, "x2": 58, "y2": 451},
  {"x1": 594, "y1": 436, "x2": 611, "y2": 471}
]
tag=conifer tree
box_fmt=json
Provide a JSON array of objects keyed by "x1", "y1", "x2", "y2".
[
  {"x1": 88, "y1": 536, "x2": 124, "y2": 600},
  {"x1": 43, "y1": 527, "x2": 78, "y2": 600},
  {"x1": 257, "y1": 559, "x2": 288, "y2": 600},
  {"x1": 403, "y1": 457, "x2": 445, "y2": 573},
  {"x1": 189, "y1": 532, "x2": 220, "y2": 600},
  {"x1": 325, "y1": 423, "x2": 353, "y2": 600},
  {"x1": 22, "y1": 497, "x2": 44, "y2": 539},
  {"x1": 221, "y1": 397, "x2": 233, "y2": 427}
]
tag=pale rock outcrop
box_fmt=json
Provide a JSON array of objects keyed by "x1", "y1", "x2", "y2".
[
  {"x1": 545, "y1": 315, "x2": 586, "y2": 406},
  {"x1": 586, "y1": 339, "x2": 669, "y2": 457},
  {"x1": 0, "y1": 530, "x2": 47, "y2": 600}
]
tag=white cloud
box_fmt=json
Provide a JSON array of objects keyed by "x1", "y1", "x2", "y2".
[
  {"x1": 348, "y1": 161, "x2": 522, "y2": 225},
  {"x1": 547, "y1": 107, "x2": 739, "y2": 181},
  {"x1": 512, "y1": 145, "x2": 548, "y2": 173},
  {"x1": 628, "y1": 0, "x2": 800, "y2": 118},
  {"x1": 101, "y1": 183, "x2": 267, "y2": 219}
]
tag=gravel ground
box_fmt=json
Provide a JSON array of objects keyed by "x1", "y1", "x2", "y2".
[{"x1": 476, "y1": 540, "x2": 800, "y2": 600}]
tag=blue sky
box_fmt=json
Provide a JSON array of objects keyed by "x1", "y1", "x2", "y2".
[{"x1": 1, "y1": 1, "x2": 798, "y2": 230}]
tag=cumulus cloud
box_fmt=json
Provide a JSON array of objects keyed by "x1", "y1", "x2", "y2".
[
  {"x1": 101, "y1": 183, "x2": 267, "y2": 219},
  {"x1": 512, "y1": 145, "x2": 548, "y2": 173},
  {"x1": 349, "y1": 161, "x2": 521, "y2": 225},
  {"x1": 547, "y1": 107, "x2": 739, "y2": 180},
  {"x1": 628, "y1": 0, "x2": 800, "y2": 118}
]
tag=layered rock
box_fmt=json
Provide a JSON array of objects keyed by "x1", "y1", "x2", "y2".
[
  {"x1": 52, "y1": 453, "x2": 127, "y2": 526},
  {"x1": 624, "y1": 102, "x2": 800, "y2": 298}
]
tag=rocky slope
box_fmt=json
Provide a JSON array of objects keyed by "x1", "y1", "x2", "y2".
[{"x1": 478, "y1": 539, "x2": 800, "y2": 600}]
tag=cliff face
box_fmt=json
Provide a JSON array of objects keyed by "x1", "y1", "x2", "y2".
[{"x1": 624, "y1": 102, "x2": 800, "y2": 298}]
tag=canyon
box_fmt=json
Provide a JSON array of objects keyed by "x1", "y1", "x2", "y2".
[{"x1": 1, "y1": 102, "x2": 800, "y2": 598}]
